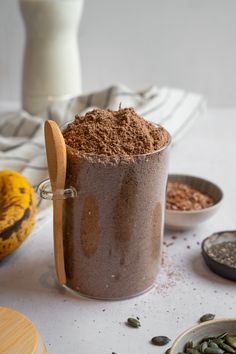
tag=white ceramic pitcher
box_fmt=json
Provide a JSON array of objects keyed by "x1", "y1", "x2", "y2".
[{"x1": 20, "y1": 0, "x2": 83, "y2": 115}]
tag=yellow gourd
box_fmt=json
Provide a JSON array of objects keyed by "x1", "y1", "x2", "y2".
[{"x1": 0, "y1": 170, "x2": 36, "y2": 260}]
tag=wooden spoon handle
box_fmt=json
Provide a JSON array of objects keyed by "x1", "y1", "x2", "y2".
[
  {"x1": 44, "y1": 120, "x2": 66, "y2": 286},
  {"x1": 53, "y1": 199, "x2": 66, "y2": 285}
]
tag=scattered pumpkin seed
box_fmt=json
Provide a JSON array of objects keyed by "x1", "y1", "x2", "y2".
[
  {"x1": 165, "y1": 347, "x2": 171, "y2": 354},
  {"x1": 225, "y1": 336, "x2": 236, "y2": 349},
  {"x1": 151, "y1": 336, "x2": 171, "y2": 346},
  {"x1": 127, "y1": 318, "x2": 140, "y2": 328},
  {"x1": 199, "y1": 314, "x2": 215, "y2": 323}
]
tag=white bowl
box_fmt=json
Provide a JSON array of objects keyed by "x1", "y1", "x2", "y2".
[
  {"x1": 165, "y1": 174, "x2": 223, "y2": 230},
  {"x1": 170, "y1": 318, "x2": 236, "y2": 354}
]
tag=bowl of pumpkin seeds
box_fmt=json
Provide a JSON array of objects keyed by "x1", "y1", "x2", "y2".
[{"x1": 169, "y1": 319, "x2": 236, "y2": 354}]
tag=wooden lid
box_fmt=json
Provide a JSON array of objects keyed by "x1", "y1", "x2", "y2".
[{"x1": 0, "y1": 307, "x2": 47, "y2": 354}]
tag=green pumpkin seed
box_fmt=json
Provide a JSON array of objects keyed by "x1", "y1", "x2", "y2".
[
  {"x1": 209, "y1": 342, "x2": 219, "y2": 349},
  {"x1": 166, "y1": 347, "x2": 171, "y2": 354},
  {"x1": 185, "y1": 341, "x2": 194, "y2": 350},
  {"x1": 214, "y1": 339, "x2": 224, "y2": 346},
  {"x1": 186, "y1": 349, "x2": 200, "y2": 354},
  {"x1": 225, "y1": 336, "x2": 236, "y2": 349},
  {"x1": 127, "y1": 318, "x2": 140, "y2": 328},
  {"x1": 151, "y1": 336, "x2": 171, "y2": 346},
  {"x1": 219, "y1": 342, "x2": 235, "y2": 353},
  {"x1": 200, "y1": 341, "x2": 208, "y2": 353},
  {"x1": 204, "y1": 347, "x2": 224, "y2": 354},
  {"x1": 217, "y1": 332, "x2": 228, "y2": 340},
  {"x1": 199, "y1": 314, "x2": 215, "y2": 323}
]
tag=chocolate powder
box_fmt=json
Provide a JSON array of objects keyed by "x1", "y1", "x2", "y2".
[
  {"x1": 62, "y1": 108, "x2": 170, "y2": 299},
  {"x1": 63, "y1": 108, "x2": 169, "y2": 157}
]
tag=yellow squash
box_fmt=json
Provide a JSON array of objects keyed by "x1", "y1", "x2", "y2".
[{"x1": 0, "y1": 170, "x2": 36, "y2": 260}]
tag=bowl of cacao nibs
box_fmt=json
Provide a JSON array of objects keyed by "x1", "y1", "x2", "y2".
[
  {"x1": 169, "y1": 318, "x2": 236, "y2": 354},
  {"x1": 202, "y1": 230, "x2": 236, "y2": 281},
  {"x1": 165, "y1": 174, "x2": 223, "y2": 230}
]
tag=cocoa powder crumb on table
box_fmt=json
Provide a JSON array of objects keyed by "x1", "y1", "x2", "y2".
[{"x1": 166, "y1": 182, "x2": 214, "y2": 211}]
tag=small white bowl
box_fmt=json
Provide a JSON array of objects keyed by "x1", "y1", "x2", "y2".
[
  {"x1": 165, "y1": 174, "x2": 223, "y2": 230},
  {"x1": 170, "y1": 318, "x2": 236, "y2": 354}
]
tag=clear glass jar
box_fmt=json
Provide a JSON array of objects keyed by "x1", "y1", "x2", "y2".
[{"x1": 39, "y1": 133, "x2": 170, "y2": 300}]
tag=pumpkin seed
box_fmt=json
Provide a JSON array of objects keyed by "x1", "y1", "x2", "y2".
[
  {"x1": 181, "y1": 332, "x2": 236, "y2": 354},
  {"x1": 219, "y1": 342, "x2": 235, "y2": 353},
  {"x1": 165, "y1": 347, "x2": 171, "y2": 354},
  {"x1": 209, "y1": 342, "x2": 219, "y2": 349},
  {"x1": 151, "y1": 336, "x2": 171, "y2": 346},
  {"x1": 127, "y1": 318, "x2": 140, "y2": 328},
  {"x1": 217, "y1": 333, "x2": 228, "y2": 340},
  {"x1": 199, "y1": 314, "x2": 215, "y2": 323},
  {"x1": 185, "y1": 341, "x2": 194, "y2": 350},
  {"x1": 200, "y1": 341, "x2": 208, "y2": 353},
  {"x1": 214, "y1": 339, "x2": 224, "y2": 346},
  {"x1": 204, "y1": 347, "x2": 224, "y2": 354},
  {"x1": 225, "y1": 336, "x2": 236, "y2": 349}
]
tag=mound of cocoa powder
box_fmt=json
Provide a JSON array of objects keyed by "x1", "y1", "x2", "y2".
[{"x1": 63, "y1": 107, "x2": 169, "y2": 156}]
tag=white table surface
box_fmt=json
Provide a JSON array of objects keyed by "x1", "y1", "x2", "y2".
[{"x1": 1, "y1": 108, "x2": 236, "y2": 354}]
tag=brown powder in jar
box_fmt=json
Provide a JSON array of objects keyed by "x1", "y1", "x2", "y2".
[
  {"x1": 166, "y1": 182, "x2": 214, "y2": 211},
  {"x1": 63, "y1": 107, "x2": 169, "y2": 157}
]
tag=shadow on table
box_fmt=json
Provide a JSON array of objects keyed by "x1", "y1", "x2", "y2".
[
  {"x1": 191, "y1": 253, "x2": 235, "y2": 286},
  {"x1": 1, "y1": 250, "x2": 92, "y2": 303}
]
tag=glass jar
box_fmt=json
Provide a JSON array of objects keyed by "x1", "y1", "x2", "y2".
[{"x1": 39, "y1": 132, "x2": 170, "y2": 300}]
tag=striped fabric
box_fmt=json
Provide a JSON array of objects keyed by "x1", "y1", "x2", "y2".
[{"x1": 0, "y1": 84, "x2": 206, "y2": 232}]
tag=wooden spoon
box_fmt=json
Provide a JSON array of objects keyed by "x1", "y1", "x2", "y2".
[{"x1": 44, "y1": 120, "x2": 66, "y2": 285}]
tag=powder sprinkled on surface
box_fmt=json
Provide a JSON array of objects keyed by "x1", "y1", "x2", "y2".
[
  {"x1": 63, "y1": 107, "x2": 169, "y2": 157},
  {"x1": 155, "y1": 251, "x2": 184, "y2": 295}
]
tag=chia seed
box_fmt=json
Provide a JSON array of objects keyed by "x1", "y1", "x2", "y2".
[{"x1": 207, "y1": 241, "x2": 236, "y2": 268}]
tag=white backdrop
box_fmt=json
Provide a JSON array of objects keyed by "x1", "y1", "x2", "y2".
[{"x1": 0, "y1": 0, "x2": 236, "y2": 106}]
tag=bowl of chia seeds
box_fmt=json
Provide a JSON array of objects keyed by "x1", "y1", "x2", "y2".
[
  {"x1": 202, "y1": 230, "x2": 236, "y2": 281},
  {"x1": 169, "y1": 318, "x2": 236, "y2": 354},
  {"x1": 165, "y1": 174, "x2": 223, "y2": 230}
]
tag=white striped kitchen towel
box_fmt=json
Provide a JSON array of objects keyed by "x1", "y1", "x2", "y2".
[{"x1": 0, "y1": 84, "x2": 206, "y2": 231}]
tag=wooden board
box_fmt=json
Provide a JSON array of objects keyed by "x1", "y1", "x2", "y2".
[{"x1": 0, "y1": 307, "x2": 46, "y2": 354}]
